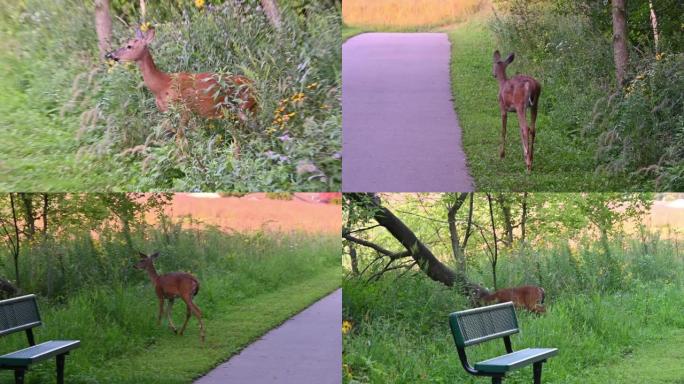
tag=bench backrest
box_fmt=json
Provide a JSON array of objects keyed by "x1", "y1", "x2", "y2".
[
  {"x1": 0, "y1": 295, "x2": 41, "y2": 337},
  {"x1": 449, "y1": 302, "x2": 518, "y2": 348}
]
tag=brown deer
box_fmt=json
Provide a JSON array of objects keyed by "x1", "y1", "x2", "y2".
[
  {"x1": 105, "y1": 27, "x2": 256, "y2": 148},
  {"x1": 134, "y1": 251, "x2": 206, "y2": 341},
  {"x1": 492, "y1": 51, "x2": 541, "y2": 172},
  {"x1": 473, "y1": 285, "x2": 546, "y2": 314}
]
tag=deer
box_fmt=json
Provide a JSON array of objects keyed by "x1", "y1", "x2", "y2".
[
  {"x1": 492, "y1": 50, "x2": 541, "y2": 172},
  {"x1": 104, "y1": 27, "x2": 256, "y2": 151},
  {"x1": 133, "y1": 251, "x2": 206, "y2": 342},
  {"x1": 472, "y1": 285, "x2": 546, "y2": 314}
]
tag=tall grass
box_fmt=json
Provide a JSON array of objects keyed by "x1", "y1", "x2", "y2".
[
  {"x1": 342, "y1": 0, "x2": 487, "y2": 29},
  {"x1": 0, "y1": 224, "x2": 340, "y2": 383},
  {"x1": 0, "y1": 0, "x2": 340, "y2": 191},
  {"x1": 343, "y1": 234, "x2": 684, "y2": 383}
]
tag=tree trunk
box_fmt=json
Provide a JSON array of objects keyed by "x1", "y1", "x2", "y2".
[
  {"x1": 140, "y1": 0, "x2": 147, "y2": 23},
  {"x1": 648, "y1": 0, "x2": 660, "y2": 55},
  {"x1": 348, "y1": 194, "x2": 482, "y2": 295},
  {"x1": 486, "y1": 194, "x2": 499, "y2": 289},
  {"x1": 94, "y1": 0, "x2": 112, "y2": 59},
  {"x1": 612, "y1": 0, "x2": 629, "y2": 86},
  {"x1": 348, "y1": 244, "x2": 360, "y2": 276},
  {"x1": 260, "y1": 0, "x2": 282, "y2": 30},
  {"x1": 9, "y1": 194, "x2": 20, "y2": 287},
  {"x1": 447, "y1": 193, "x2": 469, "y2": 275},
  {"x1": 521, "y1": 192, "x2": 528, "y2": 244},
  {"x1": 42, "y1": 194, "x2": 49, "y2": 238},
  {"x1": 496, "y1": 194, "x2": 514, "y2": 247},
  {"x1": 19, "y1": 193, "x2": 35, "y2": 241}
]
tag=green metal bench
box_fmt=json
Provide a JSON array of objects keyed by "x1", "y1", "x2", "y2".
[
  {"x1": 0, "y1": 295, "x2": 80, "y2": 384},
  {"x1": 449, "y1": 302, "x2": 557, "y2": 384}
]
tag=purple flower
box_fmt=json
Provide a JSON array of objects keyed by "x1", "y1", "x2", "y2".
[{"x1": 278, "y1": 134, "x2": 293, "y2": 142}]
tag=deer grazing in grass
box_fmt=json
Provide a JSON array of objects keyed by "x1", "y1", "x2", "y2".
[
  {"x1": 493, "y1": 51, "x2": 541, "y2": 172},
  {"x1": 134, "y1": 251, "x2": 206, "y2": 342},
  {"x1": 473, "y1": 285, "x2": 546, "y2": 314},
  {"x1": 105, "y1": 27, "x2": 256, "y2": 149}
]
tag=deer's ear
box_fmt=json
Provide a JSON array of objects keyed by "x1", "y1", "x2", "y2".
[
  {"x1": 135, "y1": 28, "x2": 144, "y2": 39},
  {"x1": 143, "y1": 28, "x2": 156, "y2": 44},
  {"x1": 138, "y1": 251, "x2": 147, "y2": 259},
  {"x1": 150, "y1": 252, "x2": 160, "y2": 259},
  {"x1": 505, "y1": 53, "x2": 515, "y2": 64},
  {"x1": 493, "y1": 50, "x2": 501, "y2": 62}
]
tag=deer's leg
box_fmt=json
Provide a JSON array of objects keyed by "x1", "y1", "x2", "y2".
[
  {"x1": 190, "y1": 301, "x2": 205, "y2": 342},
  {"x1": 179, "y1": 304, "x2": 192, "y2": 335},
  {"x1": 157, "y1": 297, "x2": 165, "y2": 326},
  {"x1": 529, "y1": 104, "x2": 538, "y2": 168},
  {"x1": 516, "y1": 107, "x2": 531, "y2": 172},
  {"x1": 166, "y1": 298, "x2": 178, "y2": 333},
  {"x1": 500, "y1": 111, "x2": 508, "y2": 159}
]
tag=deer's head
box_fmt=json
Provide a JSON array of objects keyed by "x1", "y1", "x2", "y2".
[
  {"x1": 105, "y1": 27, "x2": 156, "y2": 62},
  {"x1": 133, "y1": 251, "x2": 160, "y2": 270},
  {"x1": 492, "y1": 50, "x2": 514, "y2": 79}
]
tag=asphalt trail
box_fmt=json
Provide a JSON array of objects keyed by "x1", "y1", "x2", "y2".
[
  {"x1": 193, "y1": 289, "x2": 341, "y2": 384},
  {"x1": 342, "y1": 33, "x2": 473, "y2": 192}
]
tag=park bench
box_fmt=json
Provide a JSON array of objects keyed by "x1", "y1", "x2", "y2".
[
  {"x1": 0, "y1": 295, "x2": 80, "y2": 384},
  {"x1": 448, "y1": 302, "x2": 557, "y2": 384}
]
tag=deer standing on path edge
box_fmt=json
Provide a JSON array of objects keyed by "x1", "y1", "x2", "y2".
[
  {"x1": 105, "y1": 27, "x2": 256, "y2": 152},
  {"x1": 473, "y1": 285, "x2": 546, "y2": 314},
  {"x1": 493, "y1": 51, "x2": 541, "y2": 172},
  {"x1": 134, "y1": 251, "x2": 206, "y2": 342}
]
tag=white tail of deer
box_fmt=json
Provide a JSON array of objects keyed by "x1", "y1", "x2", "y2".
[
  {"x1": 134, "y1": 251, "x2": 206, "y2": 342},
  {"x1": 473, "y1": 285, "x2": 546, "y2": 314},
  {"x1": 493, "y1": 51, "x2": 541, "y2": 172}
]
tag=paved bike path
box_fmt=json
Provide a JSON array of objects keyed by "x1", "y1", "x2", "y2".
[
  {"x1": 193, "y1": 289, "x2": 341, "y2": 384},
  {"x1": 342, "y1": 33, "x2": 474, "y2": 192}
]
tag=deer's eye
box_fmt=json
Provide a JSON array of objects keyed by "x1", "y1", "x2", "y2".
[{"x1": 127, "y1": 45, "x2": 132, "y2": 49}]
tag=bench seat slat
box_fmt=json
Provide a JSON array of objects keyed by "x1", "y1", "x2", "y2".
[
  {"x1": 0, "y1": 340, "x2": 81, "y2": 366},
  {"x1": 474, "y1": 347, "x2": 558, "y2": 373}
]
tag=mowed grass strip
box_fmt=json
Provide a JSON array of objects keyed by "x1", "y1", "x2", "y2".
[
  {"x1": 0, "y1": 267, "x2": 340, "y2": 384},
  {"x1": 449, "y1": 22, "x2": 629, "y2": 191}
]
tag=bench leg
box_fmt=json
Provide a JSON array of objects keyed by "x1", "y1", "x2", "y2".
[
  {"x1": 56, "y1": 354, "x2": 65, "y2": 384},
  {"x1": 533, "y1": 361, "x2": 543, "y2": 384},
  {"x1": 14, "y1": 369, "x2": 25, "y2": 384}
]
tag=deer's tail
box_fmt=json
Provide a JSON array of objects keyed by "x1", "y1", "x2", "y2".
[
  {"x1": 524, "y1": 82, "x2": 534, "y2": 107},
  {"x1": 540, "y1": 287, "x2": 545, "y2": 304},
  {"x1": 193, "y1": 279, "x2": 200, "y2": 297}
]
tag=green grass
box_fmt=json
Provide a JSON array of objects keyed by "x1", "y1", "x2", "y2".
[
  {"x1": 343, "y1": 235, "x2": 684, "y2": 383},
  {"x1": 448, "y1": 22, "x2": 630, "y2": 191},
  {"x1": 0, "y1": 227, "x2": 341, "y2": 383}
]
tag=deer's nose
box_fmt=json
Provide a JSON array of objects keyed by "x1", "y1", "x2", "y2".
[{"x1": 104, "y1": 52, "x2": 118, "y2": 61}]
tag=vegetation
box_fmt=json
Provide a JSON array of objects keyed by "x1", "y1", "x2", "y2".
[
  {"x1": 342, "y1": 193, "x2": 684, "y2": 383},
  {"x1": 0, "y1": 193, "x2": 340, "y2": 383},
  {"x1": 490, "y1": 0, "x2": 684, "y2": 190},
  {"x1": 0, "y1": 0, "x2": 340, "y2": 191}
]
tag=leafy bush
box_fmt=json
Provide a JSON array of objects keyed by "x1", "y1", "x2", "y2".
[
  {"x1": 490, "y1": 0, "x2": 683, "y2": 190},
  {"x1": 0, "y1": 0, "x2": 340, "y2": 191}
]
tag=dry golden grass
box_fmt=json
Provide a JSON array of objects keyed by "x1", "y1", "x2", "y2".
[{"x1": 342, "y1": 0, "x2": 489, "y2": 28}]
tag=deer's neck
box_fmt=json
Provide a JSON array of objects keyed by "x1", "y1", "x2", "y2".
[
  {"x1": 496, "y1": 69, "x2": 509, "y2": 88},
  {"x1": 138, "y1": 49, "x2": 171, "y2": 96},
  {"x1": 144, "y1": 265, "x2": 160, "y2": 284}
]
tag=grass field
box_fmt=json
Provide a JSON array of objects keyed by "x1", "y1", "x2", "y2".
[
  {"x1": 0, "y1": 228, "x2": 340, "y2": 383},
  {"x1": 449, "y1": 23, "x2": 631, "y2": 191},
  {"x1": 343, "y1": 234, "x2": 684, "y2": 383},
  {"x1": 342, "y1": 0, "x2": 487, "y2": 29}
]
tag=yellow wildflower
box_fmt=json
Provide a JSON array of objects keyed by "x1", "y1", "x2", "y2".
[
  {"x1": 306, "y1": 82, "x2": 319, "y2": 90},
  {"x1": 140, "y1": 22, "x2": 151, "y2": 32},
  {"x1": 656, "y1": 52, "x2": 664, "y2": 61},
  {"x1": 291, "y1": 92, "x2": 306, "y2": 102},
  {"x1": 194, "y1": 0, "x2": 205, "y2": 9},
  {"x1": 342, "y1": 320, "x2": 353, "y2": 335}
]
